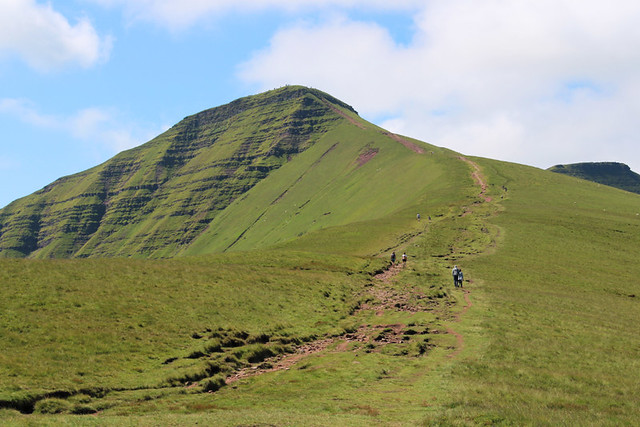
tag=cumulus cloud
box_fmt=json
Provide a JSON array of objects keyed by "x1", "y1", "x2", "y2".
[
  {"x1": 0, "y1": 0, "x2": 111, "y2": 71},
  {"x1": 238, "y1": 1, "x2": 640, "y2": 172},
  {"x1": 0, "y1": 98, "x2": 159, "y2": 152}
]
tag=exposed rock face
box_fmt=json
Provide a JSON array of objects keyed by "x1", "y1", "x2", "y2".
[
  {"x1": 548, "y1": 162, "x2": 640, "y2": 195},
  {"x1": 0, "y1": 87, "x2": 354, "y2": 258}
]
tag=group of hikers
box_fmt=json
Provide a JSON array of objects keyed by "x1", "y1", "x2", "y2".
[
  {"x1": 452, "y1": 265, "x2": 464, "y2": 288},
  {"x1": 389, "y1": 251, "x2": 407, "y2": 266},
  {"x1": 389, "y1": 251, "x2": 464, "y2": 288},
  {"x1": 389, "y1": 213, "x2": 465, "y2": 288}
]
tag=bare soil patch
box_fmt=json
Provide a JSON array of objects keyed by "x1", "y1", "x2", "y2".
[
  {"x1": 356, "y1": 148, "x2": 379, "y2": 167},
  {"x1": 320, "y1": 98, "x2": 366, "y2": 129},
  {"x1": 446, "y1": 289, "x2": 472, "y2": 359},
  {"x1": 459, "y1": 156, "x2": 491, "y2": 202},
  {"x1": 384, "y1": 132, "x2": 426, "y2": 154},
  {"x1": 223, "y1": 261, "x2": 439, "y2": 385}
]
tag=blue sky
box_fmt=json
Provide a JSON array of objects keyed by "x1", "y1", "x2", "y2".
[{"x1": 1, "y1": 0, "x2": 640, "y2": 208}]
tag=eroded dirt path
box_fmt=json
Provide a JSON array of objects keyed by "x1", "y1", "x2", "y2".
[
  {"x1": 225, "y1": 263, "x2": 419, "y2": 386},
  {"x1": 446, "y1": 289, "x2": 472, "y2": 359},
  {"x1": 459, "y1": 156, "x2": 492, "y2": 202},
  {"x1": 224, "y1": 156, "x2": 492, "y2": 385},
  {"x1": 383, "y1": 132, "x2": 426, "y2": 154},
  {"x1": 321, "y1": 97, "x2": 426, "y2": 155},
  {"x1": 443, "y1": 156, "x2": 494, "y2": 359}
]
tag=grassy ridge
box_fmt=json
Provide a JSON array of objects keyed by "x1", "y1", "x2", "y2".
[
  {"x1": 440, "y1": 159, "x2": 640, "y2": 424},
  {"x1": 184, "y1": 124, "x2": 466, "y2": 256},
  {"x1": 549, "y1": 162, "x2": 640, "y2": 194},
  {"x1": 0, "y1": 86, "x2": 465, "y2": 262}
]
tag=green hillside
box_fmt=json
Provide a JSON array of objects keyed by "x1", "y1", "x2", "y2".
[
  {"x1": 1, "y1": 88, "x2": 639, "y2": 425},
  {"x1": 1, "y1": 86, "x2": 409, "y2": 259},
  {"x1": 549, "y1": 161, "x2": 640, "y2": 194}
]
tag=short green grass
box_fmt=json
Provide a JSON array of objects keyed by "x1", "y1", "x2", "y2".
[
  {"x1": 2, "y1": 155, "x2": 640, "y2": 425},
  {"x1": 433, "y1": 158, "x2": 640, "y2": 425},
  {"x1": 0, "y1": 251, "x2": 383, "y2": 413}
]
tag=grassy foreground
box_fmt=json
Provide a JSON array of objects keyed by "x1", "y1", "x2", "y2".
[
  {"x1": 2, "y1": 156, "x2": 640, "y2": 425},
  {"x1": 441, "y1": 158, "x2": 640, "y2": 425}
]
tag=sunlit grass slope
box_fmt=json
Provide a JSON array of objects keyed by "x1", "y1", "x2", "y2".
[
  {"x1": 0, "y1": 84, "x2": 466, "y2": 261},
  {"x1": 0, "y1": 251, "x2": 384, "y2": 415},
  {"x1": 0, "y1": 87, "x2": 360, "y2": 258},
  {"x1": 0, "y1": 144, "x2": 477, "y2": 423},
  {"x1": 183, "y1": 123, "x2": 467, "y2": 256},
  {"x1": 437, "y1": 158, "x2": 640, "y2": 425},
  {"x1": 2, "y1": 152, "x2": 639, "y2": 425},
  {"x1": 1, "y1": 87, "x2": 640, "y2": 425}
]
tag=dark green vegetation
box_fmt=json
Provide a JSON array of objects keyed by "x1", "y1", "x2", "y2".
[
  {"x1": 549, "y1": 162, "x2": 640, "y2": 194},
  {"x1": 1, "y1": 87, "x2": 640, "y2": 425}
]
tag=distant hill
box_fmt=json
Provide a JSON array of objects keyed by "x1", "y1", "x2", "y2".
[
  {"x1": 548, "y1": 162, "x2": 640, "y2": 194},
  {"x1": 0, "y1": 86, "x2": 460, "y2": 258}
]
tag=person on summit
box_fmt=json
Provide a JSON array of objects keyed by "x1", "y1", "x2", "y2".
[{"x1": 452, "y1": 265, "x2": 460, "y2": 287}]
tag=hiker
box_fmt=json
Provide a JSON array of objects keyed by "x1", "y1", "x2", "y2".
[
  {"x1": 402, "y1": 252, "x2": 407, "y2": 265},
  {"x1": 452, "y1": 265, "x2": 460, "y2": 287},
  {"x1": 417, "y1": 213, "x2": 421, "y2": 221},
  {"x1": 458, "y1": 269, "x2": 464, "y2": 288},
  {"x1": 390, "y1": 251, "x2": 396, "y2": 265}
]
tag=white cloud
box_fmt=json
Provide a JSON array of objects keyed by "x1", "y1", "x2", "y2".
[
  {"x1": 0, "y1": 0, "x2": 111, "y2": 71},
  {"x1": 238, "y1": 1, "x2": 640, "y2": 172},
  {"x1": 0, "y1": 99, "x2": 159, "y2": 153},
  {"x1": 0, "y1": 98, "x2": 58, "y2": 127}
]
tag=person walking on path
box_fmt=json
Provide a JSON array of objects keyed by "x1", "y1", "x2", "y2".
[
  {"x1": 457, "y1": 269, "x2": 464, "y2": 288},
  {"x1": 452, "y1": 265, "x2": 460, "y2": 287},
  {"x1": 417, "y1": 213, "x2": 421, "y2": 221},
  {"x1": 402, "y1": 252, "x2": 407, "y2": 266},
  {"x1": 390, "y1": 251, "x2": 396, "y2": 265}
]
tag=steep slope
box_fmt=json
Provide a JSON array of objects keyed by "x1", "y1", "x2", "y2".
[
  {"x1": 548, "y1": 162, "x2": 640, "y2": 194},
  {"x1": 0, "y1": 86, "x2": 465, "y2": 259},
  {"x1": 182, "y1": 120, "x2": 465, "y2": 256},
  {"x1": 0, "y1": 87, "x2": 364, "y2": 258}
]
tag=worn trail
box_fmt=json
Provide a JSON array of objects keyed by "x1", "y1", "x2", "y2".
[
  {"x1": 444, "y1": 156, "x2": 494, "y2": 359},
  {"x1": 225, "y1": 262, "x2": 414, "y2": 386},
  {"x1": 223, "y1": 156, "x2": 492, "y2": 385}
]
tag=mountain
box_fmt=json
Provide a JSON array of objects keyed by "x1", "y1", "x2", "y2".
[
  {"x1": 0, "y1": 86, "x2": 459, "y2": 258},
  {"x1": 2, "y1": 87, "x2": 640, "y2": 424},
  {"x1": 548, "y1": 162, "x2": 640, "y2": 194}
]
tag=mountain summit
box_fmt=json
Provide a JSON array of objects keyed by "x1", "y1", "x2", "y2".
[
  {"x1": 0, "y1": 86, "x2": 448, "y2": 258},
  {"x1": 548, "y1": 162, "x2": 640, "y2": 194}
]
